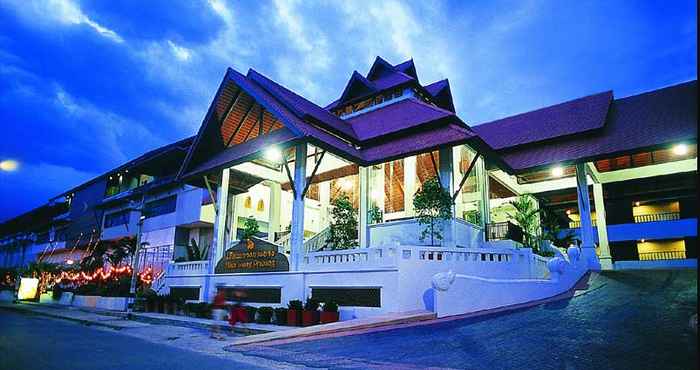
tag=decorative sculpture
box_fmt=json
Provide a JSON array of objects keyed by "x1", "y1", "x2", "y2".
[{"x1": 431, "y1": 270, "x2": 456, "y2": 291}]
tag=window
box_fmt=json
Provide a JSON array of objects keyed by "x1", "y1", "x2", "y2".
[
  {"x1": 244, "y1": 196, "x2": 252, "y2": 209},
  {"x1": 170, "y1": 287, "x2": 200, "y2": 301},
  {"x1": 104, "y1": 210, "x2": 130, "y2": 228},
  {"x1": 143, "y1": 196, "x2": 177, "y2": 218},
  {"x1": 218, "y1": 287, "x2": 281, "y2": 304},
  {"x1": 311, "y1": 287, "x2": 381, "y2": 307},
  {"x1": 256, "y1": 199, "x2": 265, "y2": 212}
]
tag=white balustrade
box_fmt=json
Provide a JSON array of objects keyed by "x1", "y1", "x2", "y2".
[{"x1": 166, "y1": 260, "x2": 209, "y2": 276}]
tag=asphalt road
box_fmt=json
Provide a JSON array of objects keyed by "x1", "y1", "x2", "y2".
[
  {"x1": 0, "y1": 310, "x2": 276, "y2": 370},
  {"x1": 242, "y1": 269, "x2": 699, "y2": 370}
]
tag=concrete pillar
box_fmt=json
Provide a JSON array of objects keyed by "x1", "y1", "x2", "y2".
[
  {"x1": 267, "y1": 181, "x2": 282, "y2": 243},
  {"x1": 452, "y1": 147, "x2": 464, "y2": 219},
  {"x1": 478, "y1": 157, "x2": 491, "y2": 229},
  {"x1": 403, "y1": 156, "x2": 416, "y2": 216},
  {"x1": 358, "y1": 166, "x2": 370, "y2": 248},
  {"x1": 575, "y1": 163, "x2": 601, "y2": 270},
  {"x1": 593, "y1": 183, "x2": 613, "y2": 270},
  {"x1": 439, "y1": 148, "x2": 456, "y2": 247},
  {"x1": 319, "y1": 181, "x2": 331, "y2": 229},
  {"x1": 206, "y1": 167, "x2": 230, "y2": 300},
  {"x1": 290, "y1": 143, "x2": 307, "y2": 271}
]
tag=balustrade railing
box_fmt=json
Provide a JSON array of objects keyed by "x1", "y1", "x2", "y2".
[
  {"x1": 633, "y1": 212, "x2": 681, "y2": 223},
  {"x1": 166, "y1": 260, "x2": 209, "y2": 275},
  {"x1": 486, "y1": 222, "x2": 524, "y2": 244},
  {"x1": 638, "y1": 250, "x2": 686, "y2": 261}
]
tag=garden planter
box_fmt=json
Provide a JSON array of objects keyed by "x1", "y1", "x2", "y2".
[
  {"x1": 96, "y1": 297, "x2": 128, "y2": 311},
  {"x1": 287, "y1": 309, "x2": 301, "y2": 326},
  {"x1": 319, "y1": 311, "x2": 339, "y2": 324},
  {"x1": 0, "y1": 290, "x2": 14, "y2": 302},
  {"x1": 72, "y1": 295, "x2": 99, "y2": 308},
  {"x1": 301, "y1": 310, "x2": 319, "y2": 326}
]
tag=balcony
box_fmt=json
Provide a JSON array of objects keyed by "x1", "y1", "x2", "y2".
[
  {"x1": 633, "y1": 211, "x2": 680, "y2": 223},
  {"x1": 638, "y1": 250, "x2": 686, "y2": 261}
]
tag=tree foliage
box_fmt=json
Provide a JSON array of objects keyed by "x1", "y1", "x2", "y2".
[
  {"x1": 413, "y1": 177, "x2": 453, "y2": 246},
  {"x1": 328, "y1": 194, "x2": 358, "y2": 250},
  {"x1": 241, "y1": 216, "x2": 260, "y2": 241},
  {"x1": 539, "y1": 207, "x2": 579, "y2": 249},
  {"x1": 507, "y1": 194, "x2": 541, "y2": 250},
  {"x1": 80, "y1": 238, "x2": 135, "y2": 272}
]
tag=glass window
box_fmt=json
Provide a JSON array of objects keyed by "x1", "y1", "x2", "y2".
[
  {"x1": 456, "y1": 146, "x2": 484, "y2": 226},
  {"x1": 104, "y1": 210, "x2": 130, "y2": 228},
  {"x1": 143, "y1": 196, "x2": 177, "y2": 218}
]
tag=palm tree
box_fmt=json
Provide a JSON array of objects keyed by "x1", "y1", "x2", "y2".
[
  {"x1": 507, "y1": 194, "x2": 541, "y2": 250},
  {"x1": 540, "y1": 207, "x2": 579, "y2": 249}
]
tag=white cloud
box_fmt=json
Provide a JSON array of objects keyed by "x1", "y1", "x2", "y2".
[
  {"x1": 167, "y1": 40, "x2": 193, "y2": 62},
  {"x1": 2, "y1": 0, "x2": 124, "y2": 43}
]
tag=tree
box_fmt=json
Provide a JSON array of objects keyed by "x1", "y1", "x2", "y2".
[
  {"x1": 328, "y1": 194, "x2": 358, "y2": 250},
  {"x1": 241, "y1": 216, "x2": 260, "y2": 241},
  {"x1": 413, "y1": 177, "x2": 453, "y2": 246},
  {"x1": 539, "y1": 207, "x2": 579, "y2": 250},
  {"x1": 507, "y1": 194, "x2": 541, "y2": 251},
  {"x1": 368, "y1": 204, "x2": 383, "y2": 224}
]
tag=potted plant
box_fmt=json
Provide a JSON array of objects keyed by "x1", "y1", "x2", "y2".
[
  {"x1": 287, "y1": 300, "x2": 303, "y2": 326},
  {"x1": 302, "y1": 298, "x2": 320, "y2": 326},
  {"x1": 273, "y1": 307, "x2": 288, "y2": 325},
  {"x1": 320, "y1": 301, "x2": 340, "y2": 324},
  {"x1": 256, "y1": 306, "x2": 273, "y2": 324}
]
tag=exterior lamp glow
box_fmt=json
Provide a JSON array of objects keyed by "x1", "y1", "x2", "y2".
[
  {"x1": 340, "y1": 178, "x2": 353, "y2": 191},
  {"x1": 672, "y1": 143, "x2": 688, "y2": 156},
  {"x1": 65, "y1": 259, "x2": 74, "y2": 265},
  {"x1": 551, "y1": 166, "x2": 564, "y2": 177},
  {"x1": 0, "y1": 159, "x2": 19, "y2": 172},
  {"x1": 264, "y1": 147, "x2": 283, "y2": 163}
]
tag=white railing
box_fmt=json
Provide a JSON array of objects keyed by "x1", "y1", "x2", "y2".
[
  {"x1": 304, "y1": 227, "x2": 331, "y2": 253},
  {"x1": 166, "y1": 260, "x2": 209, "y2": 276},
  {"x1": 302, "y1": 246, "x2": 398, "y2": 271},
  {"x1": 151, "y1": 269, "x2": 167, "y2": 294}
]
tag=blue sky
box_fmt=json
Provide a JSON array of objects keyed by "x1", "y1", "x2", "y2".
[{"x1": 0, "y1": 0, "x2": 696, "y2": 222}]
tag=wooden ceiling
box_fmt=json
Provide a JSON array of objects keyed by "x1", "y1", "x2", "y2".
[{"x1": 217, "y1": 84, "x2": 285, "y2": 148}]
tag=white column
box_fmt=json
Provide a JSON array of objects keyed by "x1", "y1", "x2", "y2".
[
  {"x1": 267, "y1": 181, "x2": 282, "y2": 243},
  {"x1": 403, "y1": 156, "x2": 416, "y2": 216},
  {"x1": 319, "y1": 181, "x2": 331, "y2": 229},
  {"x1": 452, "y1": 147, "x2": 464, "y2": 219},
  {"x1": 371, "y1": 164, "x2": 385, "y2": 221},
  {"x1": 575, "y1": 163, "x2": 601, "y2": 270},
  {"x1": 439, "y1": 148, "x2": 456, "y2": 247},
  {"x1": 229, "y1": 194, "x2": 241, "y2": 243},
  {"x1": 290, "y1": 143, "x2": 307, "y2": 271},
  {"x1": 479, "y1": 158, "x2": 491, "y2": 228},
  {"x1": 593, "y1": 183, "x2": 613, "y2": 270},
  {"x1": 206, "y1": 167, "x2": 230, "y2": 300},
  {"x1": 358, "y1": 166, "x2": 370, "y2": 248}
]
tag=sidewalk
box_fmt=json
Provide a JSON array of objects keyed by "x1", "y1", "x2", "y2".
[{"x1": 0, "y1": 302, "x2": 292, "y2": 335}]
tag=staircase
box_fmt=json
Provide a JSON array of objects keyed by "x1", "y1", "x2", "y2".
[
  {"x1": 151, "y1": 269, "x2": 168, "y2": 295},
  {"x1": 275, "y1": 226, "x2": 331, "y2": 254}
]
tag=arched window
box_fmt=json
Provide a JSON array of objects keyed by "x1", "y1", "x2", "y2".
[
  {"x1": 256, "y1": 199, "x2": 265, "y2": 212},
  {"x1": 244, "y1": 196, "x2": 252, "y2": 209}
]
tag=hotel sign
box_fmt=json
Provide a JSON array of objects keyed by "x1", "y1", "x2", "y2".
[{"x1": 214, "y1": 237, "x2": 289, "y2": 274}]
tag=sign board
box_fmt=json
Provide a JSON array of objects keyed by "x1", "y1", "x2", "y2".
[
  {"x1": 215, "y1": 237, "x2": 289, "y2": 274},
  {"x1": 17, "y1": 277, "x2": 39, "y2": 300}
]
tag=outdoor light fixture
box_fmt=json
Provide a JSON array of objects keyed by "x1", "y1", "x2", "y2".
[
  {"x1": 672, "y1": 143, "x2": 688, "y2": 156},
  {"x1": 551, "y1": 166, "x2": 564, "y2": 177},
  {"x1": 566, "y1": 209, "x2": 572, "y2": 215},
  {"x1": 635, "y1": 201, "x2": 641, "y2": 207},
  {"x1": 340, "y1": 178, "x2": 353, "y2": 191},
  {"x1": 0, "y1": 159, "x2": 19, "y2": 172},
  {"x1": 65, "y1": 259, "x2": 74, "y2": 265},
  {"x1": 264, "y1": 147, "x2": 283, "y2": 163},
  {"x1": 640, "y1": 239, "x2": 646, "y2": 243}
]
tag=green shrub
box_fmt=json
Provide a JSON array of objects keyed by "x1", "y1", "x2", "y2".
[
  {"x1": 413, "y1": 177, "x2": 453, "y2": 246},
  {"x1": 256, "y1": 306, "x2": 273, "y2": 324},
  {"x1": 304, "y1": 298, "x2": 319, "y2": 311},
  {"x1": 52, "y1": 285, "x2": 63, "y2": 300},
  {"x1": 245, "y1": 306, "x2": 258, "y2": 322},
  {"x1": 288, "y1": 299, "x2": 303, "y2": 310},
  {"x1": 323, "y1": 301, "x2": 339, "y2": 312},
  {"x1": 273, "y1": 308, "x2": 288, "y2": 325}
]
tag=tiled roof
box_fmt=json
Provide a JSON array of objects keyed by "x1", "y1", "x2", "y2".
[
  {"x1": 348, "y1": 98, "x2": 456, "y2": 142},
  {"x1": 473, "y1": 90, "x2": 613, "y2": 150},
  {"x1": 424, "y1": 79, "x2": 455, "y2": 113},
  {"x1": 496, "y1": 81, "x2": 697, "y2": 171}
]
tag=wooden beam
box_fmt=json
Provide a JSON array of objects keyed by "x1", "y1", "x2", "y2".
[
  {"x1": 258, "y1": 108, "x2": 264, "y2": 137},
  {"x1": 225, "y1": 100, "x2": 255, "y2": 147},
  {"x1": 429, "y1": 151, "x2": 443, "y2": 189},
  {"x1": 203, "y1": 175, "x2": 218, "y2": 214},
  {"x1": 452, "y1": 152, "x2": 481, "y2": 202},
  {"x1": 301, "y1": 150, "x2": 326, "y2": 198},
  {"x1": 241, "y1": 105, "x2": 261, "y2": 143},
  {"x1": 221, "y1": 88, "x2": 243, "y2": 127},
  {"x1": 283, "y1": 156, "x2": 296, "y2": 199}
]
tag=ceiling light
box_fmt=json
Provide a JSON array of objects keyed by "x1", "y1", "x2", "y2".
[
  {"x1": 340, "y1": 178, "x2": 353, "y2": 191},
  {"x1": 565, "y1": 209, "x2": 571, "y2": 215},
  {"x1": 672, "y1": 143, "x2": 688, "y2": 156},
  {"x1": 0, "y1": 159, "x2": 19, "y2": 172},
  {"x1": 640, "y1": 239, "x2": 646, "y2": 243},
  {"x1": 634, "y1": 201, "x2": 640, "y2": 207},
  {"x1": 264, "y1": 147, "x2": 282, "y2": 163},
  {"x1": 551, "y1": 166, "x2": 564, "y2": 177}
]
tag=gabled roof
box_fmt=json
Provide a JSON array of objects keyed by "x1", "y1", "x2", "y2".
[
  {"x1": 366, "y1": 56, "x2": 397, "y2": 81},
  {"x1": 394, "y1": 59, "x2": 418, "y2": 80},
  {"x1": 424, "y1": 79, "x2": 456, "y2": 112},
  {"x1": 479, "y1": 81, "x2": 697, "y2": 172},
  {"x1": 473, "y1": 90, "x2": 613, "y2": 150}
]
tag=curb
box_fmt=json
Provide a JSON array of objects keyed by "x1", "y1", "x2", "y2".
[{"x1": 0, "y1": 304, "x2": 127, "y2": 330}]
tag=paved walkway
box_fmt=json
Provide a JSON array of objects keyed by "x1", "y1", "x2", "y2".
[{"x1": 232, "y1": 270, "x2": 698, "y2": 370}]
